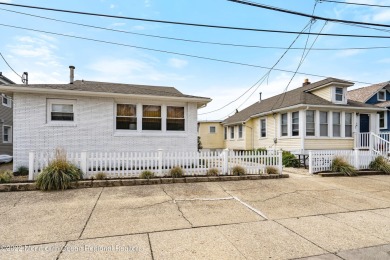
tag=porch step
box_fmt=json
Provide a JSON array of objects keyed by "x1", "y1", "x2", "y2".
[{"x1": 319, "y1": 171, "x2": 387, "y2": 177}]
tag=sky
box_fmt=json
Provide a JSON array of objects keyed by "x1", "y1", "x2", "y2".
[{"x1": 0, "y1": 0, "x2": 389, "y2": 120}]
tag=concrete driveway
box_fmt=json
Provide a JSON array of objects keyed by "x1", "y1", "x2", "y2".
[{"x1": 0, "y1": 173, "x2": 390, "y2": 259}]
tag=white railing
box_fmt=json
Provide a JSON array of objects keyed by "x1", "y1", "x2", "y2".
[
  {"x1": 309, "y1": 150, "x2": 378, "y2": 174},
  {"x1": 355, "y1": 132, "x2": 371, "y2": 149},
  {"x1": 355, "y1": 132, "x2": 390, "y2": 156},
  {"x1": 28, "y1": 149, "x2": 283, "y2": 180}
]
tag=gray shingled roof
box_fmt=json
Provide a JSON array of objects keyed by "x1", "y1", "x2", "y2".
[
  {"x1": 347, "y1": 81, "x2": 390, "y2": 103},
  {"x1": 375, "y1": 101, "x2": 390, "y2": 108},
  {"x1": 0, "y1": 72, "x2": 15, "y2": 85},
  {"x1": 223, "y1": 78, "x2": 378, "y2": 125},
  {"x1": 6, "y1": 80, "x2": 210, "y2": 100}
]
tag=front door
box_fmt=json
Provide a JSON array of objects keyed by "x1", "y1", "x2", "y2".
[{"x1": 359, "y1": 114, "x2": 370, "y2": 148}]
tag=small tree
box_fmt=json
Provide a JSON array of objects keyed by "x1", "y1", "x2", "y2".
[{"x1": 198, "y1": 136, "x2": 203, "y2": 151}]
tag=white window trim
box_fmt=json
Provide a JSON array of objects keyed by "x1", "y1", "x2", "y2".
[
  {"x1": 378, "y1": 90, "x2": 386, "y2": 102},
  {"x1": 379, "y1": 111, "x2": 387, "y2": 129},
  {"x1": 238, "y1": 125, "x2": 243, "y2": 139},
  {"x1": 166, "y1": 105, "x2": 185, "y2": 132},
  {"x1": 209, "y1": 126, "x2": 216, "y2": 134},
  {"x1": 332, "y1": 111, "x2": 341, "y2": 137},
  {"x1": 115, "y1": 103, "x2": 138, "y2": 131},
  {"x1": 332, "y1": 87, "x2": 347, "y2": 104},
  {"x1": 291, "y1": 111, "x2": 300, "y2": 137},
  {"x1": 2, "y1": 95, "x2": 11, "y2": 108},
  {"x1": 230, "y1": 126, "x2": 235, "y2": 140},
  {"x1": 280, "y1": 113, "x2": 288, "y2": 137},
  {"x1": 2, "y1": 125, "x2": 12, "y2": 144},
  {"x1": 305, "y1": 110, "x2": 316, "y2": 137},
  {"x1": 260, "y1": 118, "x2": 267, "y2": 139},
  {"x1": 46, "y1": 99, "x2": 76, "y2": 126}
]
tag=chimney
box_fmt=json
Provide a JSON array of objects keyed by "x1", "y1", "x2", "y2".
[
  {"x1": 69, "y1": 65, "x2": 75, "y2": 84},
  {"x1": 303, "y1": 78, "x2": 310, "y2": 86},
  {"x1": 259, "y1": 92, "x2": 262, "y2": 103}
]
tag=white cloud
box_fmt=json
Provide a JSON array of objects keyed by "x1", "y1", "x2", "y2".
[
  {"x1": 111, "y1": 22, "x2": 126, "y2": 27},
  {"x1": 110, "y1": 4, "x2": 116, "y2": 9},
  {"x1": 131, "y1": 25, "x2": 145, "y2": 31},
  {"x1": 144, "y1": 0, "x2": 151, "y2": 7},
  {"x1": 168, "y1": 58, "x2": 188, "y2": 69},
  {"x1": 372, "y1": 9, "x2": 390, "y2": 22},
  {"x1": 335, "y1": 49, "x2": 364, "y2": 57}
]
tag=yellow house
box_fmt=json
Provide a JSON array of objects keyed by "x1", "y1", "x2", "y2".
[
  {"x1": 207, "y1": 78, "x2": 386, "y2": 152},
  {"x1": 197, "y1": 120, "x2": 225, "y2": 151}
]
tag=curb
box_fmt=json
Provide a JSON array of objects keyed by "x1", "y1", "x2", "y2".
[
  {"x1": 0, "y1": 174, "x2": 289, "y2": 192},
  {"x1": 319, "y1": 171, "x2": 387, "y2": 177}
]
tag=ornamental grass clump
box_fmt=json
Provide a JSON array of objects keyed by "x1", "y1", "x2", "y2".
[
  {"x1": 169, "y1": 166, "x2": 184, "y2": 178},
  {"x1": 266, "y1": 166, "x2": 279, "y2": 175},
  {"x1": 232, "y1": 165, "x2": 246, "y2": 176},
  {"x1": 36, "y1": 149, "x2": 82, "y2": 191},
  {"x1": 369, "y1": 156, "x2": 390, "y2": 174},
  {"x1": 15, "y1": 166, "x2": 29, "y2": 176},
  {"x1": 94, "y1": 172, "x2": 107, "y2": 180},
  {"x1": 207, "y1": 168, "x2": 219, "y2": 176},
  {"x1": 331, "y1": 156, "x2": 357, "y2": 176},
  {"x1": 0, "y1": 170, "x2": 13, "y2": 183},
  {"x1": 140, "y1": 170, "x2": 155, "y2": 179}
]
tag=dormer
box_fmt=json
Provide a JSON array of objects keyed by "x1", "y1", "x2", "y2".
[{"x1": 305, "y1": 78, "x2": 354, "y2": 105}]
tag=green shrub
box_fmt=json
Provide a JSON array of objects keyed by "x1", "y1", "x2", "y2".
[
  {"x1": 0, "y1": 170, "x2": 13, "y2": 183},
  {"x1": 36, "y1": 150, "x2": 82, "y2": 191},
  {"x1": 140, "y1": 170, "x2": 155, "y2": 179},
  {"x1": 254, "y1": 147, "x2": 267, "y2": 154},
  {"x1": 282, "y1": 151, "x2": 299, "y2": 167},
  {"x1": 266, "y1": 166, "x2": 279, "y2": 175},
  {"x1": 369, "y1": 156, "x2": 390, "y2": 174},
  {"x1": 232, "y1": 165, "x2": 246, "y2": 176},
  {"x1": 331, "y1": 156, "x2": 356, "y2": 176},
  {"x1": 169, "y1": 166, "x2": 184, "y2": 178},
  {"x1": 15, "y1": 166, "x2": 29, "y2": 176},
  {"x1": 207, "y1": 168, "x2": 219, "y2": 176},
  {"x1": 94, "y1": 172, "x2": 107, "y2": 180}
]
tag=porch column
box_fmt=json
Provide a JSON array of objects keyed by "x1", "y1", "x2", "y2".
[
  {"x1": 299, "y1": 110, "x2": 305, "y2": 153},
  {"x1": 370, "y1": 113, "x2": 379, "y2": 134}
]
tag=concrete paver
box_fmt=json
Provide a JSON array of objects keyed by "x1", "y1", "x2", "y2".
[
  {"x1": 278, "y1": 215, "x2": 386, "y2": 252},
  {"x1": 336, "y1": 244, "x2": 390, "y2": 260},
  {"x1": 161, "y1": 182, "x2": 229, "y2": 199},
  {"x1": 0, "y1": 242, "x2": 65, "y2": 260},
  {"x1": 371, "y1": 208, "x2": 390, "y2": 218},
  {"x1": 313, "y1": 177, "x2": 390, "y2": 193},
  {"x1": 60, "y1": 234, "x2": 152, "y2": 260}
]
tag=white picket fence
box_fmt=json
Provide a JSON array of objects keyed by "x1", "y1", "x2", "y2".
[
  {"x1": 308, "y1": 150, "x2": 378, "y2": 174},
  {"x1": 28, "y1": 149, "x2": 283, "y2": 180}
]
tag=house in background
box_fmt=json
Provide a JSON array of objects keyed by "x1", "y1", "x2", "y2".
[
  {"x1": 197, "y1": 120, "x2": 224, "y2": 152},
  {"x1": 0, "y1": 72, "x2": 15, "y2": 155},
  {"x1": 200, "y1": 78, "x2": 385, "y2": 153},
  {"x1": 0, "y1": 67, "x2": 211, "y2": 170},
  {"x1": 348, "y1": 81, "x2": 390, "y2": 133}
]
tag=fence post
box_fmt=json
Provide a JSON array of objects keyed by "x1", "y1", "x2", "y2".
[
  {"x1": 308, "y1": 150, "x2": 313, "y2": 174},
  {"x1": 28, "y1": 151, "x2": 35, "y2": 181},
  {"x1": 278, "y1": 149, "x2": 283, "y2": 174},
  {"x1": 369, "y1": 133, "x2": 374, "y2": 152},
  {"x1": 222, "y1": 148, "x2": 229, "y2": 175},
  {"x1": 80, "y1": 151, "x2": 88, "y2": 176},
  {"x1": 158, "y1": 149, "x2": 163, "y2": 177},
  {"x1": 354, "y1": 149, "x2": 359, "y2": 169}
]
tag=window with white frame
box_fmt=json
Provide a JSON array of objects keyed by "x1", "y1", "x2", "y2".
[
  {"x1": 378, "y1": 90, "x2": 386, "y2": 101},
  {"x1": 281, "y1": 113, "x2": 288, "y2": 137},
  {"x1": 379, "y1": 111, "x2": 387, "y2": 129},
  {"x1": 260, "y1": 119, "x2": 266, "y2": 138},
  {"x1": 2, "y1": 95, "x2": 11, "y2": 108},
  {"x1": 292, "y1": 112, "x2": 299, "y2": 136},
  {"x1": 345, "y1": 113, "x2": 352, "y2": 137},
  {"x1": 142, "y1": 105, "x2": 161, "y2": 130},
  {"x1": 3, "y1": 126, "x2": 11, "y2": 143},
  {"x1": 335, "y1": 87, "x2": 344, "y2": 102},
  {"x1": 209, "y1": 126, "x2": 216, "y2": 134},
  {"x1": 320, "y1": 111, "x2": 328, "y2": 137},
  {"x1": 333, "y1": 112, "x2": 341, "y2": 137},
  {"x1": 116, "y1": 104, "x2": 137, "y2": 130},
  {"x1": 48, "y1": 99, "x2": 75, "y2": 122},
  {"x1": 238, "y1": 125, "x2": 243, "y2": 138},
  {"x1": 306, "y1": 110, "x2": 315, "y2": 136},
  {"x1": 230, "y1": 126, "x2": 235, "y2": 139},
  {"x1": 167, "y1": 106, "x2": 185, "y2": 131},
  {"x1": 224, "y1": 127, "x2": 227, "y2": 140}
]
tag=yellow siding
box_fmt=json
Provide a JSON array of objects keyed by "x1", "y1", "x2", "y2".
[
  {"x1": 305, "y1": 139, "x2": 354, "y2": 150},
  {"x1": 312, "y1": 87, "x2": 332, "y2": 101},
  {"x1": 198, "y1": 122, "x2": 225, "y2": 149}
]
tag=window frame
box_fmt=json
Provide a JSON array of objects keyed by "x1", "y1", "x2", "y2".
[
  {"x1": 345, "y1": 112, "x2": 353, "y2": 137},
  {"x1": 292, "y1": 111, "x2": 299, "y2": 137},
  {"x1": 230, "y1": 126, "x2": 235, "y2": 140},
  {"x1": 379, "y1": 111, "x2": 387, "y2": 129},
  {"x1": 47, "y1": 99, "x2": 76, "y2": 124},
  {"x1": 209, "y1": 126, "x2": 216, "y2": 134},
  {"x1": 334, "y1": 87, "x2": 345, "y2": 104},
  {"x1": 306, "y1": 110, "x2": 316, "y2": 137},
  {"x1": 116, "y1": 104, "x2": 137, "y2": 131},
  {"x1": 332, "y1": 112, "x2": 341, "y2": 137},
  {"x1": 320, "y1": 111, "x2": 329, "y2": 137},
  {"x1": 142, "y1": 105, "x2": 162, "y2": 131},
  {"x1": 2, "y1": 125, "x2": 12, "y2": 144},
  {"x1": 238, "y1": 125, "x2": 243, "y2": 139},
  {"x1": 281, "y1": 113, "x2": 288, "y2": 137},
  {"x1": 224, "y1": 127, "x2": 227, "y2": 140},
  {"x1": 2, "y1": 95, "x2": 11, "y2": 108},
  {"x1": 166, "y1": 106, "x2": 185, "y2": 131},
  {"x1": 260, "y1": 118, "x2": 266, "y2": 138},
  {"x1": 378, "y1": 90, "x2": 386, "y2": 101}
]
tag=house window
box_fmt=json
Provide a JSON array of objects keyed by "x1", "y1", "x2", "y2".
[
  {"x1": 292, "y1": 112, "x2": 299, "y2": 136},
  {"x1": 281, "y1": 113, "x2": 288, "y2": 136},
  {"x1": 238, "y1": 125, "x2": 243, "y2": 139},
  {"x1": 51, "y1": 104, "x2": 74, "y2": 121},
  {"x1": 306, "y1": 110, "x2": 315, "y2": 136},
  {"x1": 2, "y1": 95, "x2": 11, "y2": 108},
  {"x1": 224, "y1": 127, "x2": 227, "y2": 140},
  {"x1": 3, "y1": 126, "x2": 11, "y2": 143},
  {"x1": 143, "y1": 105, "x2": 161, "y2": 130},
  {"x1": 378, "y1": 90, "x2": 386, "y2": 101},
  {"x1": 345, "y1": 113, "x2": 352, "y2": 137},
  {"x1": 260, "y1": 119, "x2": 266, "y2": 138},
  {"x1": 333, "y1": 112, "x2": 341, "y2": 137},
  {"x1": 209, "y1": 126, "x2": 216, "y2": 134},
  {"x1": 335, "y1": 87, "x2": 344, "y2": 102},
  {"x1": 167, "y1": 106, "x2": 185, "y2": 131},
  {"x1": 230, "y1": 126, "x2": 235, "y2": 139},
  {"x1": 379, "y1": 111, "x2": 387, "y2": 129},
  {"x1": 116, "y1": 104, "x2": 137, "y2": 130},
  {"x1": 320, "y1": 112, "x2": 328, "y2": 137}
]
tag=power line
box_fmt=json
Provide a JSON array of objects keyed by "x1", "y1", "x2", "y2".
[
  {"x1": 0, "y1": 52, "x2": 22, "y2": 79},
  {"x1": 1, "y1": 2, "x2": 390, "y2": 35},
  {"x1": 2, "y1": 8, "x2": 390, "y2": 52},
  {"x1": 319, "y1": 0, "x2": 390, "y2": 8},
  {"x1": 0, "y1": 23, "x2": 373, "y2": 85},
  {"x1": 227, "y1": 0, "x2": 390, "y2": 28}
]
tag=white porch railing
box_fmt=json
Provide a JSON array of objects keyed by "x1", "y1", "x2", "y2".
[
  {"x1": 28, "y1": 149, "x2": 283, "y2": 180},
  {"x1": 354, "y1": 132, "x2": 390, "y2": 157}
]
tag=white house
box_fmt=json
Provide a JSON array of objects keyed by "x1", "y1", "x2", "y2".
[{"x1": 0, "y1": 67, "x2": 211, "y2": 170}]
